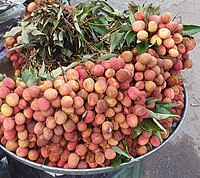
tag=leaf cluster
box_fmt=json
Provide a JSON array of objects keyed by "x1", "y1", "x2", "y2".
[{"x1": 4, "y1": 1, "x2": 162, "y2": 72}]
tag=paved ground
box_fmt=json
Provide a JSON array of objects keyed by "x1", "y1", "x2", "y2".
[{"x1": 73, "y1": 0, "x2": 200, "y2": 178}]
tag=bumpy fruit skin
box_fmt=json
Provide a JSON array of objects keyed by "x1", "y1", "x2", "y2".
[
  {"x1": 66, "y1": 69, "x2": 79, "y2": 80},
  {"x1": 104, "y1": 148, "x2": 116, "y2": 160},
  {"x1": 132, "y1": 21, "x2": 146, "y2": 32},
  {"x1": 150, "y1": 136, "x2": 161, "y2": 147},
  {"x1": 163, "y1": 38, "x2": 175, "y2": 48},
  {"x1": 161, "y1": 12, "x2": 173, "y2": 24},
  {"x1": 3, "y1": 78, "x2": 16, "y2": 90},
  {"x1": 126, "y1": 114, "x2": 138, "y2": 128},
  {"x1": 138, "y1": 135, "x2": 149, "y2": 146},
  {"x1": 120, "y1": 51, "x2": 133, "y2": 63},
  {"x1": 150, "y1": 35, "x2": 162, "y2": 46},
  {"x1": 68, "y1": 153, "x2": 80, "y2": 168},
  {"x1": 1, "y1": 103, "x2": 13, "y2": 117},
  {"x1": 3, "y1": 118, "x2": 15, "y2": 131},
  {"x1": 109, "y1": 57, "x2": 125, "y2": 71},
  {"x1": 137, "y1": 30, "x2": 148, "y2": 41},
  {"x1": 6, "y1": 93, "x2": 19, "y2": 107},
  {"x1": 168, "y1": 49, "x2": 179, "y2": 58},
  {"x1": 183, "y1": 38, "x2": 196, "y2": 51},
  {"x1": 44, "y1": 88, "x2": 58, "y2": 100},
  {"x1": 27, "y1": 2, "x2": 37, "y2": 13},
  {"x1": 138, "y1": 53, "x2": 151, "y2": 65},
  {"x1": 149, "y1": 15, "x2": 161, "y2": 24},
  {"x1": 127, "y1": 87, "x2": 140, "y2": 100},
  {"x1": 28, "y1": 150, "x2": 39, "y2": 161},
  {"x1": 166, "y1": 21, "x2": 178, "y2": 34},
  {"x1": 95, "y1": 80, "x2": 107, "y2": 94},
  {"x1": 144, "y1": 70, "x2": 156, "y2": 81},
  {"x1": 145, "y1": 81, "x2": 157, "y2": 92},
  {"x1": 91, "y1": 65, "x2": 105, "y2": 77},
  {"x1": 5, "y1": 37, "x2": 16, "y2": 46},
  {"x1": 148, "y1": 21, "x2": 158, "y2": 33},
  {"x1": 134, "y1": 12, "x2": 146, "y2": 21},
  {"x1": 136, "y1": 145, "x2": 147, "y2": 155},
  {"x1": 183, "y1": 59, "x2": 193, "y2": 69},
  {"x1": 116, "y1": 69, "x2": 131, "y2": 83},
  {"x1": 6, "y1": 141, "x2": 18, "y2": 152},
  {"x1": 83, "y1": 78, "x2": 95, "y2": 92},
  {"x1": 158, "y1": 28, "x2": 171, "y2": 39}
]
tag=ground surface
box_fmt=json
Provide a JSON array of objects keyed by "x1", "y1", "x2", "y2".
[
  {"x1": 73, "y1": 1, "x2": 200, "y2": 178},
  {"x1": 0, "y1": 0, "x2": 200, "y2": 178}
]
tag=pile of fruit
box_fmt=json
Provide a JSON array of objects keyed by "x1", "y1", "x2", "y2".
[{"x1": 0, "y1": 0, "x2": 199, "y2": 170}]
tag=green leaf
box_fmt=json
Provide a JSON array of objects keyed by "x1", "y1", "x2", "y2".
[
  {"x1": 74, "y1": 16, "x2": 83, "y2": 35},
  {"x1": 26, "y1": 77, "x2": 40, "y2": 87},
  {"x1": 99, "y1": 53, "x2": 118, "y2": 60},
  {"x1": 110, "y1": 31, "x2": 125, "y2": 52},
  {"x1": 125, "y1": 30, "x2": 136, "y2": 47},
  {"x1": 153, "y1": 103, "x2": 180, "y2": 120},
  {"x1": 90, "y1": 18, "x2": 109, "y2": 35},
  {"x1": 152, "y1": 118, "x2": 167, "y2": 134},
  {"x1": 121, "y1": 140, "x2": 130, "y2": 155},
  {"x1": 147, "y1": 110, "x2": 179, "y2": 120},
  {"x1": 129, "y1": 10, "x2": 135, "y2": 24},
  {"x1": 158, "y1": 102, "x2": 180, "y2": 109},
  {"x1": 112, "y1": 146, "x2": 133, "y2": 160},
  {"x1": 146, "y1": 97, "x2": 161, "y2": 105},
  {"x1": 58, "y1": 31, "x2": 64, "y2": 41},
  {"x1": 22, "y1": 70, "x2": 34, "y2": 83},
  {"x1": 136, "y1": 40, "x2": 149, "y2": 55},
  {"x1": 42, "y1": 16, "x2": 51, "y2": 29},
  {"x1": 31, "y1": 30, "x2": 45, "y2": 36},
  {"x1": 99, "y1": 1, "x2": 115, "y2": 12},
  {"x1": 77, "y1": 6, "x2": 90, "y2": 20},
  {"x1": 0, "y1": 74, "x2": 6, "y2": 81},
  {"x1": 183, "y1": 25, "x2": 200, "y2": 35},
  {"x1": 51, "y1": 61, "x2": 80, "y2": 78},
  {"x1": 140, "y1": 119, "x2": 162, "y2": 133},
  {"x1": 118, "y1": 24, "x2": 131, "y2": 33},
  {"x1": 38, "y1": 61, "x2": 47, "y2": 78},
  {"x1": 153, "y1": 132, "x2": 163, "y2": 143},
  {"x1": 57, "y1": 6, "x2": 63, "y2": 21},
  {"x1": 25, "y1": 24, "x2": 37, "y2": 33},
  {"x1": 53, "y1": 32, "x2": 58, "y2": 41},
  {"x1": 112, "y1": 9, "x2": 124, "y2": 17},
  {"x1": 110, "y1": 155, "x2": 122, "y2": 168},
  {"x1": 21, "y1": 70, "x2": 40, "y2": 87},
  {"x1": 4, "y1": 27, "x2": 22, "y2": 38},
  {"x1": 96, "y1": 7, "x2": 115, "y2": 18},
  {"x1": 99, "y1": 16, "x2": 109, "y2": 30},
  {"x1": 22, "y1": 29, "x2": 29, "y2": 44},
  {"x1": 132, "y1": 125, "x2": 143, "y2": 139},
  {"x1": 89, "y1": 28, "x2": 98, "y2": 42},
  {"x1": 82, "y1": 55, "x2": 93, "y2": 61}
]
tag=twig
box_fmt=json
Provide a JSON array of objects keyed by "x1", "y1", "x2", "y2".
[
  {"x1": 58, "y1": 62, "x2": 67, "y2": 83},
  {"x1": 64, "y1": 18, "x2": 74, "y2": 29}
]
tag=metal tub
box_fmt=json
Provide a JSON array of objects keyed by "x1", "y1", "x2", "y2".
[{"x1": 0, "y1": 56, "x2": 188, "y2": 176}]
